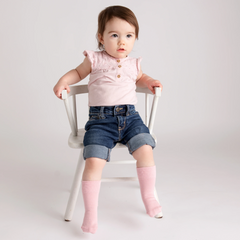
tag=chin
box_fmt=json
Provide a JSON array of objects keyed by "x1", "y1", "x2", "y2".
[{"x1": 116, "y1": 53, "x2": 128, "y2": 58}]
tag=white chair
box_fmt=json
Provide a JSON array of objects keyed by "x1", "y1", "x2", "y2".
[{"x1": 61, "y1": 84, "x2": 162, "y2": 221}]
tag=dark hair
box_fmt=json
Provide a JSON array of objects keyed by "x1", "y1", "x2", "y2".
[{"x1": 97, "y1": 5, "x2": 139, "y2": 50}]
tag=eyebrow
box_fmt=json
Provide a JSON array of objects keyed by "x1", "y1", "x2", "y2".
[{"x1": 108, "y1": 31, "x2": 135, "y2": 35}]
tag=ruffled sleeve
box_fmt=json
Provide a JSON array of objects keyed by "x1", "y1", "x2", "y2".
[
  {"x1": 83, "y1": 50, "x2": 96, "y2": 71},
  {"x1": 136, "y1": 57, "x2": 142, "y2": 75}
]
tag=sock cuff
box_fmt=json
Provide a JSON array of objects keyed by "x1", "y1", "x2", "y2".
[
  {"x1": 82, "y1": 180, "x2": 101, "y2": 191},
  {"x1": 137, "y1": 165, "x2": 156, "y2": 178}
]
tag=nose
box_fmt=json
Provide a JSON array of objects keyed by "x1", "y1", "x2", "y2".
[{"x1": 118, "y1": 37, "x2": 125, "y2": 46}]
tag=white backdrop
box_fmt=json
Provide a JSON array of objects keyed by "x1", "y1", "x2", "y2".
[
  {"x1": 1, "y1": 0, "x2": 240, "y2": 139},
  {"x1": 1, "y1": 0, "x2": 240, "y2": 239},
  {"x1": 1, "y1": 0, "x2": 240, "y2": 138}
]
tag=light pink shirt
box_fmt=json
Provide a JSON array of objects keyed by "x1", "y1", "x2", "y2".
[{"x1": 83, "y1": 50, "x2": 142, "y2": 106}]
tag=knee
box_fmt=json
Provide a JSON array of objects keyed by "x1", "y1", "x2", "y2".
[
  {"x1": 85, "y1": 157, "x2": 106, "y2": 170},
  {"x1": 134, "y1": 145, "x2": 153, "y2": 156},
  {"x1": 83, "y1": 158, "x2": 106, "y2": 181},
  {"x1": 133, "y1": 145, "x2": 155, "y2": 167}
]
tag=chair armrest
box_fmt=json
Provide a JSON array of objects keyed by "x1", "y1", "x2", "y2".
[
  {"x1": 136, "y1": 86, "x2": 161, "y2": 96},
  {"x1": 62, "y1": 89, "x2": 68, "y2": 100},
  {"x1": 61, "y1": 85, "x2": 89, "y2": 100},
  {"x1": 154, "y1": 87, "x2": 161, "y2": 97}
]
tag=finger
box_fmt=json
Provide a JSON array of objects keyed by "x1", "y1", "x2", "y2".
[
  {"x1": 66, "y1": 85, "x2": 71, "y2": 93},
  {"x1": 149, "y1": 86, "x2": 154, "y2": 94},
  {"x1": 58, "y1": 90, "x2": 63, "y2": 99},
  {"x1": 154, "y1": 83, "x2": 163, "y2": 91},
  {"x1": 55, "y1": 90, "x2": 60, "y2": 99}
]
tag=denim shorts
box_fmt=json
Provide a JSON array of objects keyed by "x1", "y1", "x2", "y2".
[{"x1": 83, "y1": 105, "x2": 156, "y2": 162}]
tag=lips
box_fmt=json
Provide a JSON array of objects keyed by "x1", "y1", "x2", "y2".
[{"x1": 117, "y1": 48, "x2": 125, "y2": 52}]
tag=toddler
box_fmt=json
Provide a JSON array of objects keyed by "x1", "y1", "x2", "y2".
[{"x1": 54, "y1": 5, "x2": 163, "y2": 234}]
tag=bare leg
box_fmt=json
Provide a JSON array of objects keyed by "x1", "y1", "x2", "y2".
[
  {"x1": 132, "y1": 144, "x2": 155, "y2": 168},
  {"x1": 82, "y1": 157, "x2": 106, "y2": 181}
]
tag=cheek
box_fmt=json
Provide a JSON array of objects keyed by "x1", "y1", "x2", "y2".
[
  {"x1": 106, "y1": 40, "x2": 115, "y2": 47},
  {"x1": 128, "y1": 41, "x2": 135, "y2": 48}
]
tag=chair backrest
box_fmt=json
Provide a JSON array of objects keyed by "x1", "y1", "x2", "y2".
[{"x1": 62, "y1": 84, "x2": 161, "y2": 136}]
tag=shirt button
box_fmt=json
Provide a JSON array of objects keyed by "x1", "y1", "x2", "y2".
[
  {"x1": 118, "y1": 65, "x2": 122, "y2": 68},
  {"x1": 117, "y1": 75, "x2": 121, "y2": 78},
  {"x1": 117, "y1": 60, "x2": 120, "y2": 63}
]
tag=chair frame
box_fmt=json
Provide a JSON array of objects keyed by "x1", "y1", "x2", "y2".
[{"x1": 61, "y1": 84, "x2": 161, "y2": 221}]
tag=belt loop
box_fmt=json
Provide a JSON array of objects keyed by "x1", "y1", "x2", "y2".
[
  {"x1": 100, "y1": 106, "x2": 105, "y2": 119},
  {"x1": 114, "y1": 106, "x2": 118, "y2": 116},
  {"x1": 126, "y1": 105, "x2": 130, "y2": 116}
]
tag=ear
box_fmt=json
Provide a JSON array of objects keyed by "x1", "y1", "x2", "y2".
[{"x1": 98, "y1": 33, "x2": 104, "y2": 45}]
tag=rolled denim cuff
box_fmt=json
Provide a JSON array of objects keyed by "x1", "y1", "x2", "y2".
[
  {"x1": 126, "y1": 133, "x2": 156, "y2": 154},
  {"x1": 83, "y1": 144, "x2": 111, "y2": 162}
]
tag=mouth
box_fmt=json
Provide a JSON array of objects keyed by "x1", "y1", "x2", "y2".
[{"x1": 117, "y1": 48, "x2": 125, "y2": 52}]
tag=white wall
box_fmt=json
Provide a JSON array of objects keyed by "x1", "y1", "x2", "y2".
[
  {"x1": 1, "y1": 2, "x2": 240, "y2": 239},
  {"x1": 1, "y1": 0, "x2": 240, "y2": 154}
]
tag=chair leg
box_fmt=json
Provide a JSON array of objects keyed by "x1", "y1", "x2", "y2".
[{"x1": 64, "y1": 149, "x2": 85, "y2": 221}]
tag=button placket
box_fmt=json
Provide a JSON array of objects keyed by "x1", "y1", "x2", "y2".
[{"x1": 116, "y1": 59, "x2": 121, "y2": 79}]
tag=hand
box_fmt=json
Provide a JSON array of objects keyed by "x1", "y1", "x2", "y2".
[
  {"x1": 147, "y1": 79, "x2": 163, "y2": 94},
  {"x1": 53, "y1": 80, "x2": 71, "y2": 99}
]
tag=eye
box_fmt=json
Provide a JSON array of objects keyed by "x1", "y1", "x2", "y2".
[
  {"x1": 127, "y1": 34, "x2": 132, "y2": 38},
  {"x1": 111, "y1": 34, "x2": 118, "y2": 38}
]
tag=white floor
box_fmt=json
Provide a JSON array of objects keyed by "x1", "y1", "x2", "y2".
[{"x1": 1, "y1": 126, "x2": 240, "y2": 240}]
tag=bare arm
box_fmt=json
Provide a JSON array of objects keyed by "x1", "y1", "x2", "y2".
[
  {"x1": 53, "y1": 57, "x2": 91, "y2": 99},
  {"x1": 136, "y1": 69, "x2": 163, "y2": 94}
]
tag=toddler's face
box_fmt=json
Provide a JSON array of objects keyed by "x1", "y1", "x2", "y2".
[{"x1": 98, "y1": 17, "x2": 136, "y2": 59}]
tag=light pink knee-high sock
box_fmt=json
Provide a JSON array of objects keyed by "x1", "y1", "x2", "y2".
[
  {"x1": 81, "y1": 180, "x2": 101, "y2": 234},
  {"x1": 137, "y1": 166, "x2": 162, "y2": 217}
]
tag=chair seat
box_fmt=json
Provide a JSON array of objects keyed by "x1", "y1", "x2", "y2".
[
  {"x1": 68, "y1": 129, "x2": 85, "y2": 149},
  {"x1": 68, "y1": 128, "x2": 157, "y2": 149}
]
